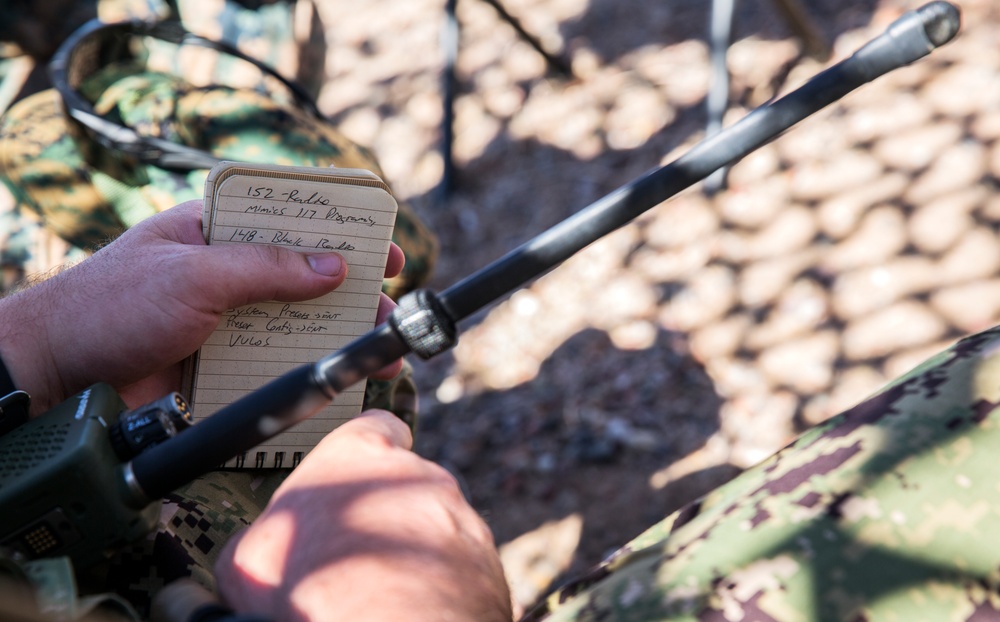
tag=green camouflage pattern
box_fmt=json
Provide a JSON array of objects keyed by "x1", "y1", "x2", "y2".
[
  {"x1": 0, "y1": 65, "x2": 437, "y2": 300},
  {"x1": 0, "y1": 0, "x2": 435, "y2": 312},
  {"x1": 526, "y1": 326, "x2": 1000, "y2": 621},
  {"x1": 95, "y1": 0, "x2": 325, "y2": 98},
  {"x1": 364, "y1": 360, "x2": 420, "y2": 430},
  {"x1": 0, "y1": 0, "x2": 317, "y2": 82},
  {"x1": 0, "y1": 1, "x2": 98, "y2": 63}
]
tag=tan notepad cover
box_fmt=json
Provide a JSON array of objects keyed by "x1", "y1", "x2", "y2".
[{"x1": 187, "y1": 162, "x2": 398, "y2": 468}]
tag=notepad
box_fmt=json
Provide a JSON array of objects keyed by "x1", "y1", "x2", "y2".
[{"x1": 187, "y1": 162, "x2": 398, "y2": 469}]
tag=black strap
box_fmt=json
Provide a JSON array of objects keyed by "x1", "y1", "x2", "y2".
[
  {"x1": 0, "y1": 355, "x2": 29, "y2": 436},
  {"x1": 47, "y1": 18, "x2": 324, "y2": 172},
  {"x1": 188, "y1": 603, "x2": 273, "y2": 622}
]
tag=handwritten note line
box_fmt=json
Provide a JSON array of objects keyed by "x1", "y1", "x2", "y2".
[{"x1": 190, "y1": 163, "x2": 398, "y2": 468}]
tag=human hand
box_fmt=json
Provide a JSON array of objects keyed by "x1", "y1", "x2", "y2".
[
  {"x1": 0, "y1": 200, "x2": 404, "y2": 415},
  {"x1": 214, "y1": 409, "x2": 512, "y2": 622}
]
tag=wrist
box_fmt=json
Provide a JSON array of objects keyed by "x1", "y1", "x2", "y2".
[{"x1": 0, "y1": 287, "x2": 65, "y2": 417}]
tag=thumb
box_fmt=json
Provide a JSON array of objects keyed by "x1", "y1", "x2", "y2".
[
  {"x1": 195, "y1": 243, "x2": 349, "y2": 309},
  {"x1": 327, "y1": 409, "x2": 414, "y2": 451},
  {"x1": 135, "y1": 200, "x2": 350, "y2": 306},
  {"x1": 150, "y1": 579, "x2": 225, "y2": 622}
]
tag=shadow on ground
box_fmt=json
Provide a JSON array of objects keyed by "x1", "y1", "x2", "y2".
[{"x1": 414, "y1": 326, "x2": 741, "y2": 583}]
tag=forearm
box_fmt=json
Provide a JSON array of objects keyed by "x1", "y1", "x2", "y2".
[{"x1": 0, "y1": 278, "x2": 68, "y2": 416}]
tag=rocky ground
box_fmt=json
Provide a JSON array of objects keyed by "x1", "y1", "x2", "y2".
[
  {"x1": 300, "y1": 0, "x2": 1000, "y2": 611},
  {"x1": 5, "y1": 0, "x2": 1000, "y2": 614}
]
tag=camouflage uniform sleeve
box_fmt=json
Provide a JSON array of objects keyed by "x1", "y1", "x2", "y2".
[{"x1": 527, "y1": 326, "x2": 1000, "y2": 621}]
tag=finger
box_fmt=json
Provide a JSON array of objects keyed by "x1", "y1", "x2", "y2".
[
  {"x1": 150, "y1": 579, "x2": 221, "y2": 622},
  {"x1": 327, "y1": 408, "x2": 413, "y2": 451},
  {"x1": 261, "y1": 410, "x2": 414, "y2": 503},
  {"x1": 371, "y1": 359, "x2": 403, "y2": 381},
  {"x1": 323, "y1": 164, "x2": 402, "y2": 279},
  {"x1": 375, "y1": 292, "x2": 396, "y2": 325},
  {"x1": 141, "y1": 200, "x2": 207, "y2": 246},
  {"x1": 369, "y1": 293, "x2": 403, "y2": 379},
  {"x1": 117, "y1": 362, "x2": 184, "y2": 408},
  {"x1": 385, "y1": 242, "x2": 405, "y2": 278}
]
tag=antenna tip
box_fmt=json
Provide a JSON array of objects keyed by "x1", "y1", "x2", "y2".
[{"x1": 918, "y1": 2, "x2": 961, "y2": 47}]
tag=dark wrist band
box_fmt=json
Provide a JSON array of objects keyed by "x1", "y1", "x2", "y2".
[
  {"x1": 188, "y1": 603, "x2": 274, "y2": 622},
  {"x1": 0, "y1": 354, "x2": 30, "y2": 435}
]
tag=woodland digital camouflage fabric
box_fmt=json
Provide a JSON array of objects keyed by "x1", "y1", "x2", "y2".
[
  {"x1": 78, "y1": 471, "x2": 288, "y2": 618},
  {"x1": 526, "y1": 326, "x2": 1000, "y2": 622}
]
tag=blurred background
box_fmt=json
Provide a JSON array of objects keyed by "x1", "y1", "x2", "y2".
[{"x1": 2, "y1": 0, "x2": 999, "y2": 612}]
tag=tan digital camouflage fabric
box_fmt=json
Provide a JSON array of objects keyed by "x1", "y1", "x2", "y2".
[{"x1": 526, "y1": 326, "x2": 1000, "y2": 621}]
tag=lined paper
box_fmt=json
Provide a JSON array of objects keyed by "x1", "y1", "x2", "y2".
[{"x1": 189, "y1": 163, "x2": 398, "y2": 469}]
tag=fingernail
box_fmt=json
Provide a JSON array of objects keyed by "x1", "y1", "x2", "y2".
[{"x1": 307, "y1": 254, "x2": 343, "y2": 276}]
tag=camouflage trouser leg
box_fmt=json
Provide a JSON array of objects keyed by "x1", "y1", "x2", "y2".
[
  {"x1": 77, "y1": 368, "x2": 418, "y2": 618},
  {"x1": 76, "y1": 470, "x2": 286, "y2": 618},
  {"x1": 527, "y1": 326, "x2": 1000, "y2": 621}
]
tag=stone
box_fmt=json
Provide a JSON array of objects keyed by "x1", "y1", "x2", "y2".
[
  {"x1": 775, "y1": 106, "x2": 849, "y2": 165},
  {"x1": 737, "y1": 248, "x2": 820, "y2": 309},
  {"x1": 816, "y1": 173, "x2": 909, "y2": 239},
  {"x1": 643, "y1": 194, "x2": 719, "y2": 248},
  {"x1": 844, "y1": 91, "x2": 933, "y2": 144},
  {"x1": 719, "y1": 391, "x2": 798, "y2": 468},
  {"x1": 705, "y1": 357, "x2": 770, "y2": 398},
  {"x1": 872, "y1": 121, "x2": 963, "y2": 172},
  {"x1": 738, "y1": 205, "x2": 818, "y2": 260},
  {"x1": 908, "y1": 187, "x2": 985, "y2": 254},
  {"x1": 802, "y1": 365, "x2": 887, "y2": 426},
  {"x1": 744, "y1": 278, "x2": 829, "y2": 351},
  {"x1": 884, "y1": 339, "x2": 961, "y2": 380},
  {"x1": 842, "y1": 301, "x2": 948, "y2": 361},
  {"x1": 820, "y1": 205, "x2": 907, "y2": 272},
  {"x1": 726, "y1": 143, "x2": 782, "y2": 188},
  {"x1": 659, "y1": 264, "x2": 736, "y2": 331},
  {"x1": 938, "y1": 228, "x2": 1000, "y2": 283},
  {"x1": 922, "y1": 62, "x2": 1000, "y2": 119},
  {"x1": 990, "y1": 141, "x2": 1000, "y2": 182},
  {"x1": 831, "y1": 257, "x2": 938, "y2": 320},
  {"x1": 716, "y1": 176, "x2": 792, "y2": 229},
  {"x1": 604, "y1": 83, "x2": 673, "y2": 150},
  {"x1": 585, "y1": 273, "x2": 658, "y2": 328},
  {"x1": 690, "y1": 313, "x2": 752, "y2": 360},
  {"x1": 758, "y1": 330, "x2": 839, "y2": 394},
  {"x1": 930, "y1": 280, "x2": 1000, "y2": 332},
  {"x1": 499, "y1": 514, "x2": 584, "y2": 611},
  {"x1": 904, "y1": 142, "x2": 988, "y2": 205},
  {"x1": 971, "y1": 109, "x2": 1000, "y2": 142},
  {"x1": 630, "y1": 242, "x2": 714, "y2": 282},
  {"x1": 788, "y1": 150, "x2": 884, "y2": 202},
  {"x1": 981, "y1": 193, "x2": 1000, "y2": 224}
]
